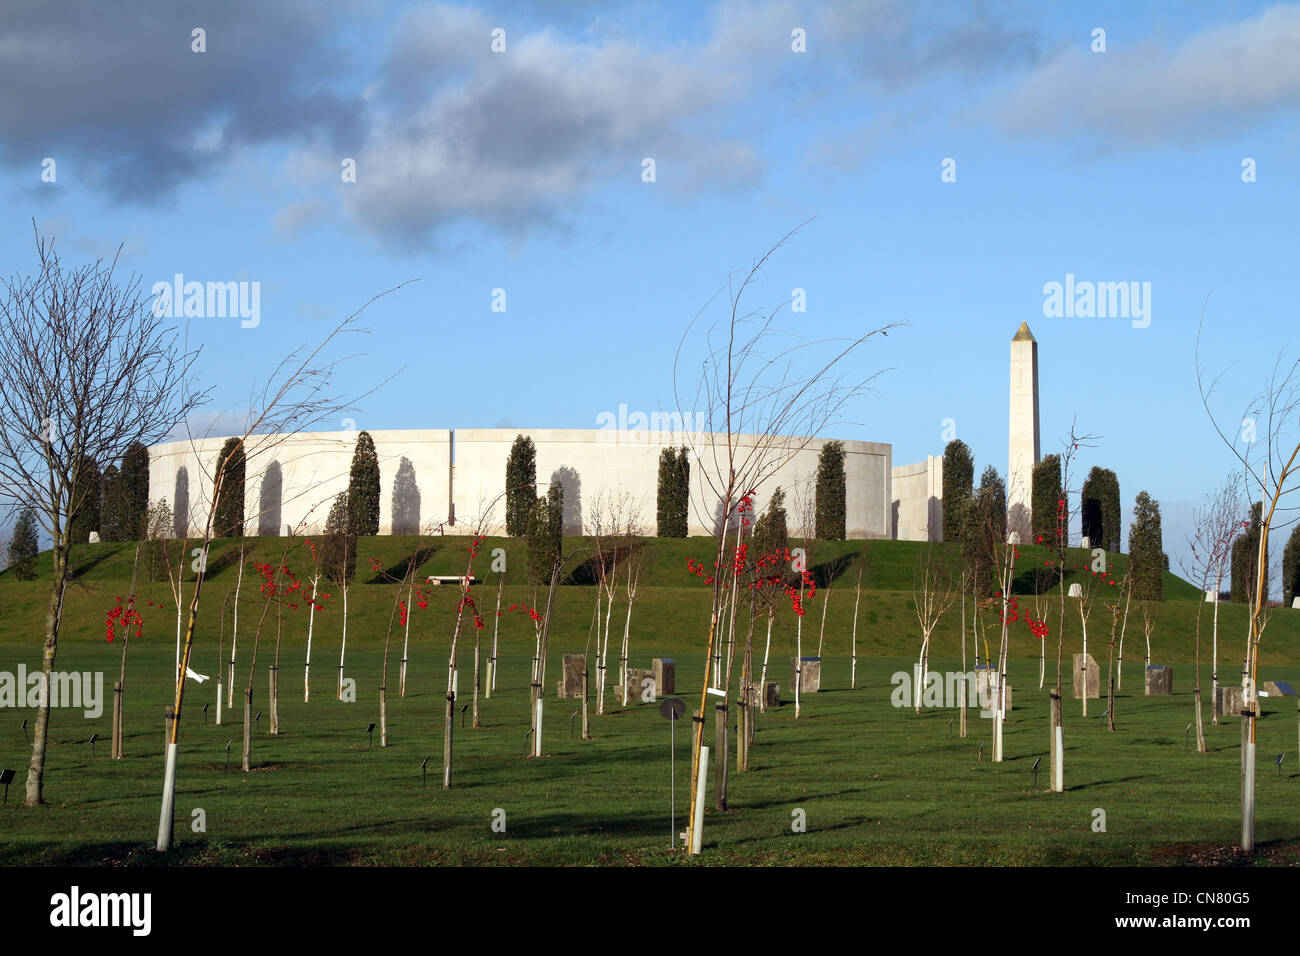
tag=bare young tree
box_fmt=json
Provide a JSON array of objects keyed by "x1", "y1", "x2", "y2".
[
  {"x1": 156, "y1": 284, "x2": 407, "y2": 850},
  {"x1": 1195, "y1": 317, "x2": 1300, "y2": 852},
  {"x1": 1116, "y1": 571, "x2": 1133, "y2": 692},
  {"x1": 1182, "y1": 481, "x2": 1244, "y2": 748},
  {"x1": 673, "y1": 222, "x2": 899, "y2": 852},
  {"x1": 1071, "y1": 559, "x2": 1106, "y2": 719},
  {"x1": 1185, "y1": 477, "x2": 1244, "y2": 724},
  {"x1": 240, "y1": 533, "x2": 299, "y2": 769},
  {"x1": 587, "y1": 489, "x2": 638, "y2": 715},
  {"x1": 619, "y1": 540, "x2": 648, "y2": 707},
  {"x1": 1140, "y1": 602, "x2": 1157, "y2": 691},
  {"x1": 0, "y1": 227, "x2": 205, "y2": 807},
  {"x1": 108, "y1": 545, "x2": 143, "y2": 759},
  {"x1": 1043, "y1": 421, "x2": 1100, "y2": 793},
  {"x1": 911, "y1": 545, "x2": 956, "y2": 715},
  {"x1": 790, "y1": 479, "x2": 817, "y2": 720},
  {"x1": 850, "y1": 541, "x2": 869, "y2": 690},
  {"x1": 301, "y1": 534, "x2": 324, "y2": 702},
  {"x1": 227, "y1": 535, "x2": 249, "y2": 708}
]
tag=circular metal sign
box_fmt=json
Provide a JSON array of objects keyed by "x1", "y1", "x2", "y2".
[{"x1": 659, "y1": 697, "x2": 686, "y2": 721}]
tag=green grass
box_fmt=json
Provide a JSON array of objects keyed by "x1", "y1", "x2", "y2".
[{"x1": 1, "y1": 535, "x2": 1298, "y2": 865}]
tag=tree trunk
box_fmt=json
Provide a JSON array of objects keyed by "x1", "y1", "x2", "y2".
[
  {"x1": 486, "y1": 575, "x2": 503, "y2": 699},
  {"x1": 399, "y1": 578, "x2": 412, "y2": 698},
  {"x1": 597, "y1": 583, "x2": 615, "y2": 716},
  {"x1": 337, "y1": 585, "x2": 348, "y2": 700},
  {"x1": 242, "y1": 688, "x2": 253, "y2": 772},
  {"x1": 25, "y1": 545, "x2": 68, "y2": 806},
  {"x1": 304, "y1": 577, "x2": 317, "y2": 702},
  {"x1": 619, "y1": 593, "x2": 634, "y2": 707},
  {"x1": 759, "y1": 612, "x2": 774, "y2": 714},
  {"x1": 1194, "y1": 603, "x2": 1206, "y2": 752},
  {"x1": 1211, "y1": 594, "x2": 1221, "y2": 724},
  {"x1": 1107, "y1": 643, "x2": 1116, "y2": 732},
  {"x1": 229, "y1": 556, "x2": 243, "y2": 709},
  {"x1": 380, "y1": 684, "x2": 388, "y2": 747},
  {"x1": 112, "y1": 681, "x2": 124, "y2": 759},
  {"x1": 1079, "y1": 608, "x2": 1089, "y2": 718},
  {"x1": 268, "y1": 666, "x2": 279, "y2": 735},
  {"x1": 959, "y1": 595, "x2": 968, "y2": 739},
  {"x1": 794, "y1": 580, "x2": 804, "y2": 718},
  {"x1": 581, "y1": 663, "x2": 590, "y2": 740},
  {"x1": 816, "y1": 585, "x2": 829, "y2": 657},
  {"x1": 472, "y1": 633, "x2": 482, "y2": 728},
  {"x1": 851, "y1": 575, "x2": 862, "y2": 689},
  {"x1": 738, "y1": 602, "x2": 756, "y2": 773},
  {"x1": 1049, "y1": 690, "x2": 1063, "y2": 792},
  {"x1": 443, "y1": 690, "x2": 454, "y2": 788},
  {"x1": 713, "y1": 702, "x2": 728, "y2": 811}
]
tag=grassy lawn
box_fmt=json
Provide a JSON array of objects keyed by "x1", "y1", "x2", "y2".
[{"x1": 1, "y1": 535, "x2": 1298, "y2": 865}]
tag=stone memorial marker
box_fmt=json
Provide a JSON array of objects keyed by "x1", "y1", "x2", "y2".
[
  {"x1": 1216, "y1": 684, "x2": 1244, "y2": 715},
  {"x1": 625, "y1": 667, "x2": 655, "y2": 703},
  {"x1": 556, "y1": 654, "x2": 585, "y2": 699},
  {"x1": 1072, "y1": 653, "x2": 1100, "y2": 699},
  {"x1": 1144, "y1": 665, "x2": 1173, "y2": 696},
  {"x1": 653, "y1": 658, "x2": 675, "y2": 695},
  {"x1": 791, "y1": 657, "x2": 821, "y2": 694},
  {"x1": 765, "y1": 682, "x2": 781, "y2": 708},
  {"x1": 974, "y1": 666, "x2": 1012, "y2": 711}
]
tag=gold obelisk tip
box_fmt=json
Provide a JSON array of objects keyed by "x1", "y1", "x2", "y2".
[{"x1": 1012, "y1": 321, "x2": 1036, "y2": 343}]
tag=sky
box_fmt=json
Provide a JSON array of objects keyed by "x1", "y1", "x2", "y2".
[{"x1": 1, "y1": 0, "x2": 1297, "y2": 584}]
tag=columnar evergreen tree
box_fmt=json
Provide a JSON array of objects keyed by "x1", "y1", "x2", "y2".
[
  {"x1": 1100, "y1": 469, "x2": 1121, "y2": 552},
  {"x1": 8, "y1": 507, "x2": 39, "y2": 580},
  {"x1": 99, "y1": 465, "x2": 127, "y2": 542},
  {"x1": 656, "y1": 445, "x2": 690, "y2": 537},
  {"x1": 320, "y1": 492, "x2": 356, "y2": 586},
  {"x1": 752, "y1": 485, "x2": 789, "y2": 559},
  {"x1": 1129, "y1": 490, "x2": 1164, "y2": 601},
  {"x1": 977, "y1": 466, "x2": 1007, "y2": 542},
  {"x1": 960, "y1": 493, "x2": 995, "y2": 598},
  {"x1": 1031, "y1": 454, "x2": 1062, "y2": 543},
  {"x1": 1231, "y1": 502, "x2": 1267, "y2": 604},
  {"x1": 1081, "y1": 467, "x2": 1122, "y2": 551},
  {"x1": 941, "y1": 439, "x2": 974, "y2": 542},
  {"x1": 348, "y1": 431, "x2": 380, "y2": 536},
  {"x1": 505, "y1": 434, "x2": 536, "y2": 537},
  {"x1": 1282, "y1": 524, "x2": 1300, "y2": 607},
  {"x1": 390, "y1": 457, "x2": 420, "y2": 535},
  {"x1": 213, "y1": 437, "x2": 246, "y2": 538},
  {"x1": 814, "y1": 440, "x2": 847, "y2": 540},
  {"x1": 120, "y1": 441, "x2": 150, "y2": 539},
  {"x1": 526, "y1": 484, "x2": 563, "y2": 586},
  {"x1": 69, "y1": 455, "x2": 102, "y2": 544}
]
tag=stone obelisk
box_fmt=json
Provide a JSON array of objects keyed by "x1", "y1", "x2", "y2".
[{"x1": 1008, "y1": 321, "x2": 1040, "y2": 540}]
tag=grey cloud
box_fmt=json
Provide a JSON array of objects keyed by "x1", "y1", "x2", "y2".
[
  {"x1": 993, "y1": 5, "x2": 1300, "y2": 148},
  {"x1": 0, "y1": 0, "x2": 368, "y2": 203}
]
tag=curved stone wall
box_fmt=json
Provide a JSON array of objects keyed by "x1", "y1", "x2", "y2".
[{"x1": 148, "y1": 427, "x2": 910, "y2": 539}]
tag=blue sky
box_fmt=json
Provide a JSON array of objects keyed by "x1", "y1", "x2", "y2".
[{"x1": 2, "y1": 0, "x2": 1297, "y2": 579}]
